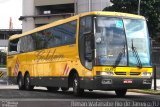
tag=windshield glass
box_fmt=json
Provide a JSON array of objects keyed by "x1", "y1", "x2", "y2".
[
  {"x1": 95, "y1": 17, "x2": 127, "y2": 66},
  {"x1": 124, "y1": 19, "x2": 151, "y2": 67},
  {"x1": 94, "y1": 17, "x2": 151, "y2": 67}
]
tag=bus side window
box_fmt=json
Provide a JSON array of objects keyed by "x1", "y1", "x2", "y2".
[{"x1": 8, "y1": 38, "x2": 19, "y2": 55}]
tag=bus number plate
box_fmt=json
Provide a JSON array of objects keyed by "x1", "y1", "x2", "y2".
[{"x1": 123, "y1": 79, "x2": 133, "y2": 84}]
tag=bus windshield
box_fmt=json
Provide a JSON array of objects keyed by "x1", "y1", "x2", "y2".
[
  {"x1": 94, "y1": 17, "x2": 151, "y2": 67},
  {"x1": 124, "y1": 19, "x2": 150, "y2": 67}
]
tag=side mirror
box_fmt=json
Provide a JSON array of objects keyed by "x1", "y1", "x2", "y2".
[
  {"x1": 83, "y1": 32, "x2": 94, "y2": 62},
  {"x1": 85, "y1": 53, "x2": 92, "y2": 62},
  {"x1": 83, "y1": 32, "x2": 94, "y2": 49}
]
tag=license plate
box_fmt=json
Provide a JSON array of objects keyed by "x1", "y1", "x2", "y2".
[{"x1": 123, "y1": 79, "x2": 133, "y2": 84}]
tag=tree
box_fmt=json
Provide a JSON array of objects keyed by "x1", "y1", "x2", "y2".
[{"x1": 104, "y1": 0, "x2": 160, "y2": 38}]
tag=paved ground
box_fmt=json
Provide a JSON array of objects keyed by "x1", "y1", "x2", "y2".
[
  {"x1": 0, "y1": 67, "x2": 160, "y2": 107},
  {"x1": 0, "y1": 85, "x2": 160, "y2": 107}
]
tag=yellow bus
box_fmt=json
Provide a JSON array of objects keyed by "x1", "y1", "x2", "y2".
[{"x1": 7, "y1": 11, "x2": 152, "y2": 96}]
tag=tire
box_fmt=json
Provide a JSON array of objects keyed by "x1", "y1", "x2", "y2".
[
  {"x1": 88, "y1": 89, "x2": 93, "y2": 92},
  {"x1": 61, "y1": 87, "x2": 69, "y2": 92},
  {"x1": 73, "y1": 74, "x2": 84, "y2": 96},
  {"x1": 115, "y1": 89, "x2": 127, "y2": 97},
  {"x1": 17, "y1": 74, "x2": 24, "y2": 90},
  {"x1": 24, "y1": 73, "x2": 34, "y2": 91},
  {"x1": 47, "y1": 87, "x2": 59, "y2": 92}
]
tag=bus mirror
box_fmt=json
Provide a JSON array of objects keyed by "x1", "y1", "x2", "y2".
[
  {"x1": 85, "y1": 53, "x2": 92, "y2": 62},
  {"x1": 83, "y1": 32, "x2": 94, "y2": 49},
  {"x1": 84, "y1": 32, "x2": 93, "y2": 62},
  {"x1": 90, "y1": 36, "x2": 94, "y2": 50},
  {"x1": 83, "y1": 31, "x2": 92, "y2": 36}
]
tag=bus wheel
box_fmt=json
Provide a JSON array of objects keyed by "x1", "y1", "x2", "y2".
[
  {"x1": 47, "y1": 87, "x2": 59, "y2": 92},
  {"x1": 115, "y1": 89, "x2": 127, "y2": 97},
  {"x1": 61, "y1": 87, "x2": 69, "y2": 92},
  {"x1": 24, "y1": 73, "x2": 33, "y2": 91},
  {"x1": 17, "y1": 74, "x2": 24, "y2": 90},
  {"x1": 73, "y1": 74, "x2": 84, "y2": 96},
  {"x1": 88, "y1": 89, "x2": 93, "y2": 92}
]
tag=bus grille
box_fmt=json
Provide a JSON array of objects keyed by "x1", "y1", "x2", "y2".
[
  {"x1": 114, "y1": 72, "x2": 141, "y2": 76},
  {"x1": 130, "y1": 72, "x2": 141, "y2": 76},
  {"x1": 114, "y1": 72, "x2": 126, "y2": 75}
]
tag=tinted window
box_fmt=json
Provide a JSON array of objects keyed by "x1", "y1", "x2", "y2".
[
  {"x1": 9, "y1": 39, "x2": 19, "y2": 52},
  {"x1": 19, "y1": 36, "x2": 36, "y2": 52},
  {"x1": 8, "y1": 20, "x2": 77, "y2": 54},
  {"x1": 80, "y1": 16, "x2": 92, "y2": 37},
  {"x1": 47, "y1": 20, "x2": 77, "y2": 48}
]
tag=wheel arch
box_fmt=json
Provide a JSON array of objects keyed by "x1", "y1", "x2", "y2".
[
  {"x1": 68, "y1": 68, "x2": 79, "y2": 87},
  {"x1": 24, "y1": 71, "x2": 30, "y2": 77}
]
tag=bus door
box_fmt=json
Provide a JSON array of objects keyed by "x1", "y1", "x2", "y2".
[{"x1": 79, "y1": 16, "x2": 94, "y2": 70}]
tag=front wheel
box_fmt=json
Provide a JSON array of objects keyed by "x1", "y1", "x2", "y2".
[
  {"x1": 61, "y1": 87, "x2": 69, "y2": 92},
  {"x1": 115, "y1": 89, "x2": 127, "y2": 97},
  {"x1": 73, "y1": 74, "x2": 84, "y2": 96}
]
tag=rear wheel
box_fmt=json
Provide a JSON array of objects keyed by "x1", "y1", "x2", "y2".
[
  {"x1": 73, "y1": 74, "x2": 84, "y2": 96},
  {"x1": 17, "y1": 74, "x2": 24, "y2": 90},
  {"x1": 24, "y1": 73, "x2": 34, "y2": 90},
  {"x1": 115, "y1": 89, "x2": 127, "y2": 97},
  {"x1": 47, "y1": 87, "x2": 59, "y2": 92}
]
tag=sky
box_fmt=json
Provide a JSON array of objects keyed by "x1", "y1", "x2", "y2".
[{"x1": 0, "y1": 0, "x2": 22, "y2": 29}]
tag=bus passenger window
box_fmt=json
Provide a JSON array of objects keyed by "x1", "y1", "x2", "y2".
[{"x1": 9, "y1": 39, "x2": 19, "y2": 54}]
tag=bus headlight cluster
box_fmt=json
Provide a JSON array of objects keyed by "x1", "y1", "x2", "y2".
[
  {"x1": 142, "y1": 72, "x2": 152, "y2": 76},
  {"x1": 97, "y1": 71, "x2": 114, "y2": 76}
]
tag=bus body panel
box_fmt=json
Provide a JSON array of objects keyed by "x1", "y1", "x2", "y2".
[{"x1": 7, "y1": 11, "x2": 152, "y2": 91}]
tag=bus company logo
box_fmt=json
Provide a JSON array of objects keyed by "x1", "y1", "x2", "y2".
[
  {"x1": 63, "y1": 64, "x2": 70, "y2": 75},
  {"x1": 35, "y1": 49, "x2": 64, "y2": 62},
  {"x1": 14, "y1": 58, "x2": 20, "y2": 76}
]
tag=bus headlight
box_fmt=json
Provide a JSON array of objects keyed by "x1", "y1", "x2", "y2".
[
  {"x1": 97, "y1": 71, "x2": 114, "y2": 76},
  {"x1": 142, "y1": 72, "x2": 152, "y2": 76}
]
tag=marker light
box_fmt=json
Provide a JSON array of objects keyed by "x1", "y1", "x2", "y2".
[{"x1": 142, "y1": 72, "x2": 152, "y2": 77}]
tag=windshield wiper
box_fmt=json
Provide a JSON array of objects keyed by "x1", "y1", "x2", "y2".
[
  {"x1": 113, "y1": 44, "x2": 126, "y2": 68},
  {"x1": 113, "y1": 52, "x2": 123, "y2": 68},
  {"x1": 131, "y1": 39, "x2": 142, "y2": 68}
]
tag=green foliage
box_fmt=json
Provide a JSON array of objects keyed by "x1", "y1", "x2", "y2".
[
  {"x1": 0, "y1": 51, "x2": 6, "y2": 67},
  {"x1": 0, "y1": 51, "x2": 6, "y2": 57},
  {"x1": 104, "y1": 0, "x2": 160, "y2": 38}
]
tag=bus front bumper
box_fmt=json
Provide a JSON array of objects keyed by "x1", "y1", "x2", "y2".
[{"x1": 80, "y1": 76, "x2": 152, "y2": 90}]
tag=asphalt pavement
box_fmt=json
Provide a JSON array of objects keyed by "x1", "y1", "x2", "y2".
[
  {"x1": 0, "y1": 85, "x2": 160, "y2": 107},
  {"x1": 0, "y1": 67, "x2": 160, "y2": 107}
]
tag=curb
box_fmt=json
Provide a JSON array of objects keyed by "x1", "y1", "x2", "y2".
[{"x1": 128, "y1": 89, "x2": 160, "y2": 95}]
